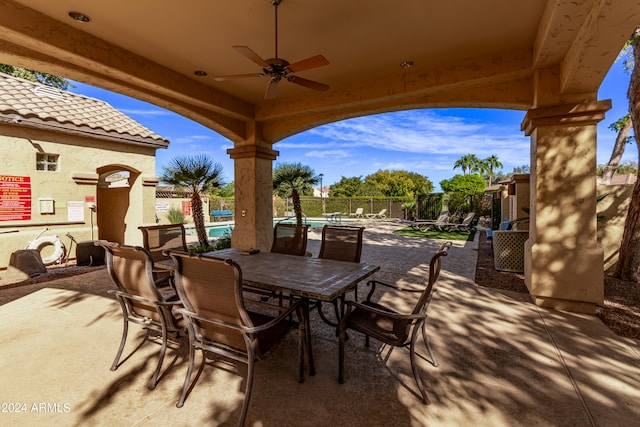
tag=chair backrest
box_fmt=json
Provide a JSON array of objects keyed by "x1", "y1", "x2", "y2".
[
  {"x1": 354, "y1": 207, "x2": 363, "y2": 215},
  {"x1": 139, "y1": 224, "x2": 188, "y2": 262},
  {"x1": 412, "y1": 241, "x2": 452, "y2": 316},
  {"x1": 169, "y1": 252, "x2": 250, "y2": 350},
  {"x1": 270, "y1": 223, "x2": 309, "y2": 256},
  {"x1": 435, "y1": 212, "x2": 450, "y2": 224},
  {"x1": 378, "y1": 209, "x2": 387, "y2": 216},
  {"x1": 98, "y1": 240, "x2": 163, "y2": 319},
  {"x1": 318, "y1": 225, "x2": 365, "y2": 263},
  {"x1": 461, "y1": 212, "x2": 476, "y2": 225}
]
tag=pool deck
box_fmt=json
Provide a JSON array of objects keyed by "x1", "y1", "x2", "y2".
[{"x1": 1, "y1": 220, "x2": 638, "y2": 426}]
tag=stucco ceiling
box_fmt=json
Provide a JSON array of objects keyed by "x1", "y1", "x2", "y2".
[{"x1": 0, "y1": 0, "x2": 638, "y2": 142}]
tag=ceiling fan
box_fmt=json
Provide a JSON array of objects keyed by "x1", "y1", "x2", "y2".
[{"x1": 214, "y1": 0, "x2": 330, "y2": 100}]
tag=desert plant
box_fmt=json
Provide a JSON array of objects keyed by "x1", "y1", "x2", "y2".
[
  {"x1": 273, "y1": 163, "x2": 318, "y2": 226},
  {"x1": 161, "y1": 155, "x2": 223, "y2": 248},
  {"x1": 401, "y1": 201, "x2": 416, "y2": 220},
  {"x1": 166, "y1": 207, "x2": 185, "y2": 224},
  {"x1": 214, "y1": 229, "x2": 232, "y2": 250}
]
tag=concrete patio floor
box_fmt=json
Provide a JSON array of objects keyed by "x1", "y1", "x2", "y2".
[{"x1": 1, "y1": 222, "x2": 639, "y2": 426}]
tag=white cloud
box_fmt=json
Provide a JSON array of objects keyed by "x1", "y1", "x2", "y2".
[
  {"x1": 304, "y1": 149, "x2": 350, "y2": 159},
  {"x1": 172, "y1": 135, "x2": 215, "y2": 145},
  {"x1": 119, "y1": 108, "x2": 172, "y2": 117}
]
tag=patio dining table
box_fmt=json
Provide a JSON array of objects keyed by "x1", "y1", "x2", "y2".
[{"x1": 159, "y1": 248, "x2": 380, "y2": 375}]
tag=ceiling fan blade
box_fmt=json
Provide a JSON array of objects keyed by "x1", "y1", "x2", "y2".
[
  {"x1": 233, "y1": 46, "x2": 269, "y2": 68},
  {"x1": 264, "y1": 79, "x2": 279, "y2": 100},
  {"x1": 286, "y1": 55, "x2": 329, "y2": 73},
  {"x1": 287, "y1": 76, "x2": 330, "y2": 92},
  {"x1": 214, "y1": 73, "x2": 261, "y2": 81}
]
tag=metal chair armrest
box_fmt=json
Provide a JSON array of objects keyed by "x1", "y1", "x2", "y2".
[
  {"x1": 364, "y1": 279, "x2": 424, "y2": 301},
  {"x1": 109, "y1": 289, "x2": 181, "y2": 307},
  {"x1": 342, "y1": 300, "x2": 426, "y2": 321}
]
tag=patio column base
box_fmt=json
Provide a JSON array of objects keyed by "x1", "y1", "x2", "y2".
[
  {"x1": 533, "y1": 296, "x2": 597, "y2": 315},
  {"x1": 524, "y1": 241, "x2": 603, "y2": 315}
]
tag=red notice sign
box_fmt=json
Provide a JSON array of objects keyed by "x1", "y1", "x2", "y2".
[
  {"x1": 0, "y1": 175, "x2": 32, "y2": 221},
  {"x1": 181, "y1": 200, "x2": 191, "y2": 216}
]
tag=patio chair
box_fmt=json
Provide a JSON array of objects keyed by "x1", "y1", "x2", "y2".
[
  {"x1": 139, "y1": 223, "x2": 188, "y2": 263},
  {"x1": 139, "y1": 223, "x2": 189, "y2": 286},
  {"x1": 264, "y1": 223, "x2": 311, "y2": 303},
  {"x1": 270, "y1": 223, "x2": 309, "y2": 256},
  {"x1": 97, "y1": 240, "x2": 184, "y2": 390},
  {"x1": 410, "y1": 211, "x2": 450, "y2": 232},
  {"x1": 348, "y1": 207, "x2": 364, "y2": 218},
  {"x1": 168, "y1": 251, "x2": 306, "y2": 426},
  {"x1": 338, "y1": 241, "x2": 452, "y2": 404},
  {"x1": 315, "y1": 225, "x2": 365, "y2": 325},
  {"x1": 444, "y1": 212, "x2": 476, "y2": 232},
  {"x1": 365, "y1": 208, "x2": 387, "y2": 219}
]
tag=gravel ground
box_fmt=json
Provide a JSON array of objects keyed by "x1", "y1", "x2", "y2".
[{"x1": 475, "y1": 231, "x2": 640, "y2": 341}]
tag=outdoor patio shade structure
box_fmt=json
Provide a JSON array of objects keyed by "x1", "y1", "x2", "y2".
[{"x1": 1, "y1": 0, "x2": 639, "y2": 314}]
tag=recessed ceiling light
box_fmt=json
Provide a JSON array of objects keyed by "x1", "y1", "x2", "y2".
[
  {"x1": 68, "y1": 11, "x2": 91, "y2": 23},
  {"x1": 400, "y1": 61, "x2": 414, "y2": 68},
  {"x1": 194, "y1": 70, "x2": 208, "y2": 77}
]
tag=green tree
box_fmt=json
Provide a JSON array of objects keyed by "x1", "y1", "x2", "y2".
[
  {"x1": 440, "y1": 174, "x2": 487, "y2": 194},
  {"x1": 440, "y1": 174, "x2": 487, "y2": 215},
  {"x1": 483, "y1": 155, "x2": 503, "y2": 185},
  {"x1": 329, "y1": 176, "x2": 364, "y2": 197},
  {"x1": 161, "y1": 155, "x2": 224, "y2": 249},
  {"x1": 213, "y1": 181, "x2": 235, "y2": 197},
  {"x1": 453, "y1": 154, "x2": 480, "y2": 175},
  {"x1": 272, "y1": 163, "x2": 318, "y2": 226},
  {"x1": 599, "y1": 115, "x2": 634, "y2": 184},
  {"x1": 512, "y1": 164, "x2": 530, "y2": 174},
  {"x1": 0, "y1": 64, "x2": 72, "y2": 90},
  {"x1": 364, "y1": 169, "x2": 433, "y2": 197}
]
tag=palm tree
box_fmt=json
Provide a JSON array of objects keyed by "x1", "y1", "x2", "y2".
[
  {"x1": 273, "y1": 163, "x2": 318, "y2": 226},
  {"x1": 161, "y1": 155, "x2": 224, "y2": 249},
  {"x1": 483, "y1": 155, "x2": 503, "y2": 185},
  {"x1": 453, "y1": 154, "x2": 480, "y2": 175}
]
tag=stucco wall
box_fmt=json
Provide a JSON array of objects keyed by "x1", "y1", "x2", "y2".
[
  {"x1": 597, "y1": 184, "x2": 633, "y2": 272},
  {"x1": 0, "y1": 124, "x2": 160, "y2": 271},
  {"x1": 153, "y1": 198, "x2": 210, "y2": 226}
]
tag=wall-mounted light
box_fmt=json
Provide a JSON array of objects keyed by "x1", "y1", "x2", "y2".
[
  {"x1": 68, "y1": 11, "x2": 91, "y2": 23},
  {"x1": 400, "y1": 61, "x2": 414, "y2": 68}
]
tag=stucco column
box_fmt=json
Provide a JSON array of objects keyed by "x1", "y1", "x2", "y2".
[
  {"x1": 521, "y1": 100, "x2": 610, "y2": 314},
  {"x1": 124, "y1": 172, "x2": 145, "y2": 246},
  {"x1": 227, "y1": 130, "x2": 279, "y2": 251}
]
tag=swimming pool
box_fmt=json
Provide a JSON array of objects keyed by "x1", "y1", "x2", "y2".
[{"x1": 187, "y1": 218, "x2": 354, "y2": 238}]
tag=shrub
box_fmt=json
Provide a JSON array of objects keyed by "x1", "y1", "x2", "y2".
[
  {"x1": 214, "y1": 229, "x2": 232, "y2": 250},
  {"x1": 166, "y1": 207, "x2": 185, "y2": 224}
]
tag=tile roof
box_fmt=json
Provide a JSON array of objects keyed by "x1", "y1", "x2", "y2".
[{"x1": 0, "y1": 72, "x2": 169, "y2": 148}]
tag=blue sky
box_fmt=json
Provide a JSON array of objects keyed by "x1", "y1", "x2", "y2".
[{"x1": 69, "y1": 58, "x2": 633, "y2": 192}]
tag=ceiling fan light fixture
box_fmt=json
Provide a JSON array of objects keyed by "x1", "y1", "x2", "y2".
[
  {"x1": 194, "y1": 70, "x2": 208, "y2": 77},
  {"x1": 401, "y1": 61, "x2": 414, "y2": 68},
  {"x1": 68, "y1": 11, "x2": 91, "y2": 23},
  {"x1": 214, "y1": 0, "x2": 329, "y2": 99}
]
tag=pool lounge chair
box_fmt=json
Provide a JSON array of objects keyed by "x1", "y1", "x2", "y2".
[
  {"x1": 349, "y1": 208, "x2": 364, "y2": 218},
  {"x1": 444, "y1": 212, "x2": 477, "y2": 232},
  {"x1": 365, "y1": 209, "x2": 387, "y2": 219},
  {"x1": 409, "y1": 212, "x2": 449, "y2": 231}
]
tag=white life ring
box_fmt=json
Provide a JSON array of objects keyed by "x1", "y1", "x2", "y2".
[{"x1": 27, "y1": 235, "x2": 66, "y2": 265}]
